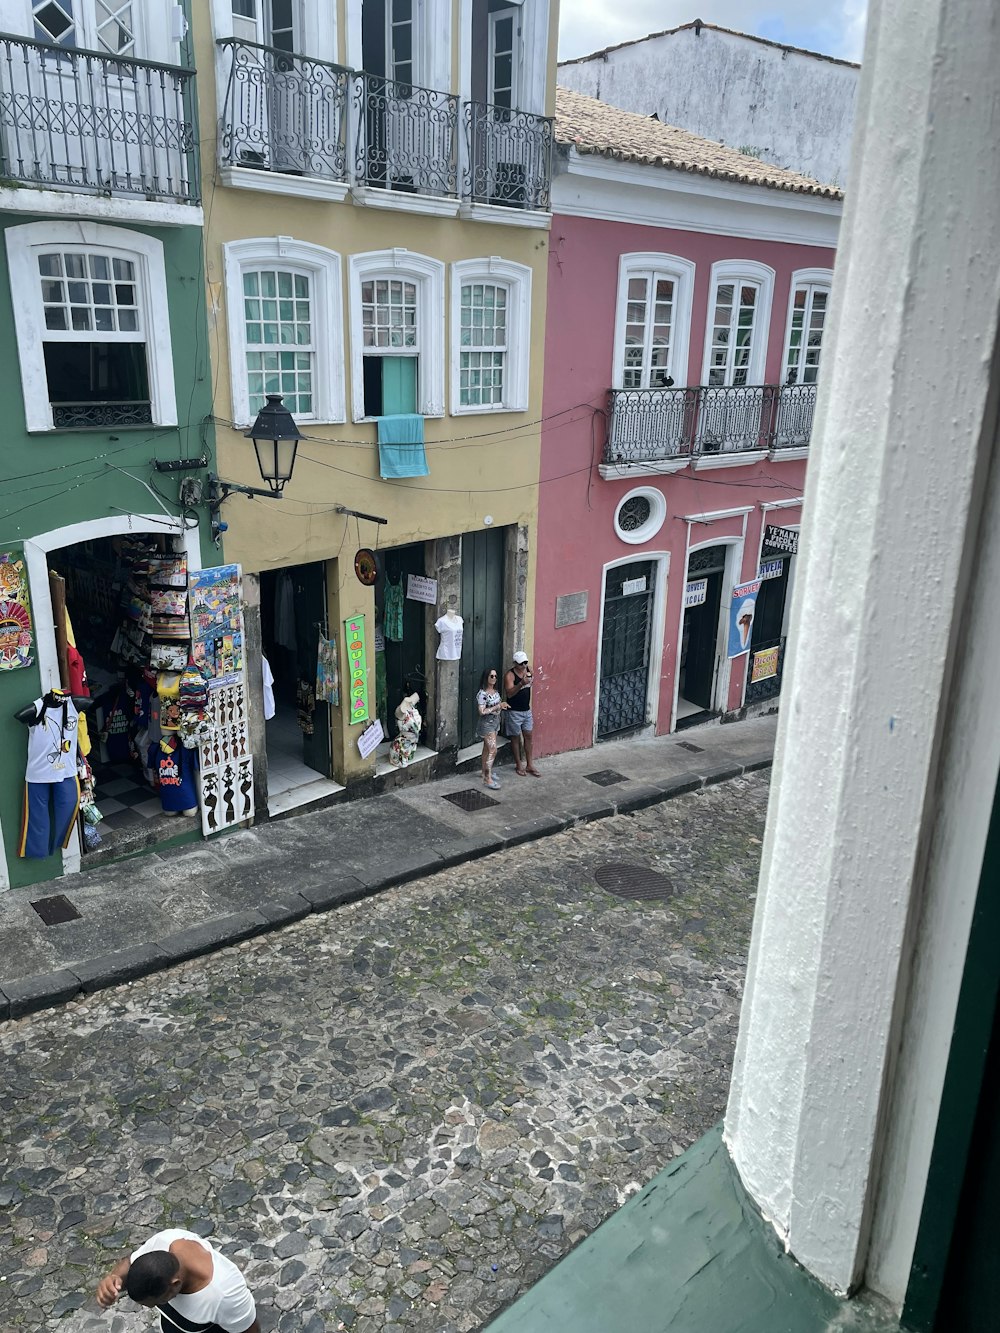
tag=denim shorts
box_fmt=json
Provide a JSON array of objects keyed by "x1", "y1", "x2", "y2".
[{"x1": 505, "y1": 708, "x2": 533, "y2": 736}]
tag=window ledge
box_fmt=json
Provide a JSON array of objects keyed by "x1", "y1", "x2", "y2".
[
  {"x1": 692, "y1": 449, "x2": 769, "y2": 471},
  {"x1": 770, "y1": 445, "x2": 811, "y2": 461},
  {"x1": 351, "y1": 186, "x2": 461, "y2": 218},
  {"x1": 599, "y1": 458, "x2": 691, "y2": 480},
  {"x1": 459, "y1": 202, "x2": 552, "y2": 229},
  {"x1": 218, "y1": 164, "x2": 350, "y2": 202},
  {"x1": 0, "y1": 187, "x2": 202, "y2": 228},
  {"x1": 485, "y1": 1125, "x2": 897, "y2": 1333}
]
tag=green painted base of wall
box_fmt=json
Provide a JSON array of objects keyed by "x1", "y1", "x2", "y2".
[{"x1": 486, "y1": 1126, "x2": 899, "y2": 1333}]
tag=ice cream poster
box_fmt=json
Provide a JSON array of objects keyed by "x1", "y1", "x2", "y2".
[
  {"x1": 0, "y1": 551, "x2": 34, "y2": 670},
  {"x1": 727, "y1": 579, "x2": 761, "y2": 658}
]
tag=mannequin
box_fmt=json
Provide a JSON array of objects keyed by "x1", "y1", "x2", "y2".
[
  {"x1": 15, "y1": 690, "x2": 92, "y2": 859},
  {"x1": 388, "y1": 691, "x2": 421, "y2": 767},
  {"x1": 434, "y1": 606, "x2": 464, "y2": 661}
]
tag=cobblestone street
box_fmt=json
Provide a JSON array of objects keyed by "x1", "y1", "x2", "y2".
[{"x1": 1, "y1": 772, "x2": 769, "y2": 1333}]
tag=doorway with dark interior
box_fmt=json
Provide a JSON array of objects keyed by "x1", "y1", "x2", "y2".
[{"x1": 677, "y1": 544, "x2": 728, "y2": 726}]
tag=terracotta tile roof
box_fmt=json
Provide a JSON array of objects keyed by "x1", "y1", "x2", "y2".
[
  {"x1": 559, "y1": 19, "x2": 859, "y2": 72},
  {"x1": 555, "y1": 85, "x2": 844, "y2": 199}
]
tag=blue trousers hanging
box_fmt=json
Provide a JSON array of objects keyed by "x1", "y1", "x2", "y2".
[{"x1": 19, "y1": 776, "x2": 80, "y2": 858}]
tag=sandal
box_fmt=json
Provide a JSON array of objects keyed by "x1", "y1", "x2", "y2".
[{"x1": 485, "y1": 778, "x2": 501, "y2": 790}]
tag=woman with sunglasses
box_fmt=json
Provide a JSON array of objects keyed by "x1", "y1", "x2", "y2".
[{"x1": 475, "y1": 668, "x2": 508, "y2": 790}]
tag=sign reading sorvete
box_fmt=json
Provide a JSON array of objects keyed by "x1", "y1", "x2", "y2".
[
  {"x1": 622, "y1": 577, "x2": 647, "y2": 596},
  {"x1": 763, "y1": 525, "x2": 799, "y2": 555},
  {"x1": 555, "y1": 591, "x2": 588, "y2": 628},
  {"x1": 406, "y1": 574, "x2": 438, "y2": 604},
  {"x1": 357, "y1": 718, "x2": 384, "y2": 759},
  {"x1": 685, "y1": 579, "x2": 708, "y2": 608}
]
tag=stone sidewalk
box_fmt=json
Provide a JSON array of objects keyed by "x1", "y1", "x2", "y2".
[{"x1": 0, "y1": 714, "x2": 776, "y2": 1021}]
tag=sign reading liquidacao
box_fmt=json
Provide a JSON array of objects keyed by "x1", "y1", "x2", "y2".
[{"x1": 344, "y1": 614, "x2": 370, "y2": 725}]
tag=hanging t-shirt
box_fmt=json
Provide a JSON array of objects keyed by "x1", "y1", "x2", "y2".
[
  {"x1": 154, "y1": 736, "x2": 199, "y2": 812},
  {"x1": 130, "y1": 1229, "x2": 256, "y2": 1333},
  {"x1": 434, "y1": 614, "x2": 464, "y2": 661},
  {"x1": 25, "y1": 694, "x2": 80, "y2": 784},
  {"x1": 261, "y1": 655, "x2": 276, "y2": 721},
  {"x1": 384, "y1": 578, "x2": 404, "y2": 642}
]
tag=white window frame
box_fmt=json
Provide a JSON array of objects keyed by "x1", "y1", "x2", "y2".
[
  {"x1": 459, "y1": 0, "x2": 550, "y2": 116},
  {"x1": 450, "y1": 256, "x2": 530, "y2": 414},
  {"x1": 700, "y1": 259, "x2": 775, "y2": 388},
  {"x1": 349, "y1": 249, "x2": 445, "y2": 420},
  {"x1": 613, "y1": 486, "x2": 667, "y2": 545},
  {"x1": 612, "y1": 252, "x2": 696, "y2": 392},
  {"x1": 346, "y1": 0, "x2": 451, "y2": 97},
  {"x1": 782, "y1": 267, "x2": 834, "y2": 385},
  {"x1": 223, "y1": 237, "x2": 345, "y2": 427},
  {"x1": 5, "y1": 220, "x2": 177, "y2": 433}
]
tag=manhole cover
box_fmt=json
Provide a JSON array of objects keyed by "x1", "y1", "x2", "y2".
[
  {"x1": 584, "y1": 769, "x2": 629, "y2": 786},
  {"x1": 443, "y1": 788, "x2": 500, "y2": 811},
  {"x1": 30, "y1": 894, "x2": 82, "y2": 925},
  {"x1": 593, "y1": 863, "x2": 673, "y2": 901},
  {"x1": 677, "y1": 740, "x2": 704, "y2": 753}
]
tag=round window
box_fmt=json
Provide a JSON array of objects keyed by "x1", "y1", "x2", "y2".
[{"x1": 614, "y1": 487, "x2": 666, "y2": 545}]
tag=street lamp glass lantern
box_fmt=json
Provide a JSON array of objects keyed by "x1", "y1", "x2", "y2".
[{"x1": 245, "y1": 393, "x2": 303, "y2": 493}]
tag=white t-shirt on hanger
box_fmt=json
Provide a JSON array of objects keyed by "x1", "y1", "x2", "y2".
[{"x1": 434, "y1": 614, "x2": 464, "y2": 660}]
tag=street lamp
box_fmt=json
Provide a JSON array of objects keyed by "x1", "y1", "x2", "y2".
[
  {"x1": 207, "y1": 393, "x2": 303, "y2": 542},
  {"x1": 246, "y1": 392, "x2": 303, "y2": 494}
]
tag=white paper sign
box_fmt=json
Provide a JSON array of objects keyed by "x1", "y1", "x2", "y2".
[
  {"x1": 357, "y1": 718, "x2": 384, "y2": 759},
  {"x1": 406, "y1": 574, "x2": 438, "y2": 604},
  {"x1": 622, "y1": 576, "x2": 647, "y2": 596},
  {"x1": 685, "y1": 578, "x2": 708, "y2": 608},
  {"x1": 758, "y1": 558, "x2": 784, "y2": 581}
]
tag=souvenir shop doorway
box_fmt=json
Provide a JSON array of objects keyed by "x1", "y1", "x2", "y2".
[
  {"x1": 259, "y1": 561, "x2": 338, "y2": 812},
  {"x1": 50, "y1": 534, "x2": 203, "y2": 863},
  {"x1": 374, "y1": 542, "x2": 429, "y2": 758}
]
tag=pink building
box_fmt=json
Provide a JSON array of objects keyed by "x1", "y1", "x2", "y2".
[{"x1": 532, "y1": 89, "x2": 843, "y2": 755}]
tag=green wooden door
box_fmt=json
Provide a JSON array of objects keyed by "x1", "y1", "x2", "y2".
[
  {"x1": 459, "y1": 527, "x2": 505, "y2": 747},
  {"x1": 382, "y1": 542, "x2": 426, "y2": 741}
]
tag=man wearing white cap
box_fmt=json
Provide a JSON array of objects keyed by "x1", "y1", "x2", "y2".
[{"x1": 503, "y1": 651, "x2": 540, "y2": 776}]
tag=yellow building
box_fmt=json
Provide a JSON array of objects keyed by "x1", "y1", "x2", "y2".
[{"x1": 193, "y1": 1, "x2": 558, "y2": 811}]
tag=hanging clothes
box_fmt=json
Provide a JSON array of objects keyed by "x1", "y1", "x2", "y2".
[
  {"x1": 19, "y1": 693, "x2": 81, "y2": 859},
  {"x1": 296, "y1": 680, "x2": 315, "y2": 735},
  {"x1": 434, "y1": 614, "x2": 464, "y2": 661},
  {"x1": 384, "y1": 577, "x2": 404, "y2": 642},
  {"x1": 274, "y1": 572, "x2": 297, "y2": 652},
  {"x1": 261, "y1": 655, "x2": 276, "y2": 721},
  {"x1": 315, "y1": 635, "x2": 340, "y2": 705},
  {"x1": 153, "y1": 735, "x2": 199, "y2": 813}
]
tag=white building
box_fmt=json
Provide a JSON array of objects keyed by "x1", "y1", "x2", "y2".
[{"x1": 558, "y1": 20, "x2": 858, "y2": 187}]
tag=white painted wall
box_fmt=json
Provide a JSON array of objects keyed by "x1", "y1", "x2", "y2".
[
  {"x1": 559, "y1": 25, "x2": 858, "y2": 187},
  {"x1": 723, "y1": 0, "x2": 1000, "y2": 1304}
]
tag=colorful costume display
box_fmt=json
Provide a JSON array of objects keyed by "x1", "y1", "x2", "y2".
[
  {"x1": 18, "y1": 692, "x2": 80, "y2": 859},
  {"x1": 388, "y1": 692, "x2": 421, "y2": 768}
]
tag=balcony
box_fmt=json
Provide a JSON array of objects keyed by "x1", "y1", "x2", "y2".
[
  {"x1": 216, "y1": 40, "x2": 552, "y2": 214},
  {"x1": 0, "y1": 32, "x2": 197, "y2": 204},
  {"x1": 218, "y1": 38, "x2": 349, "y2": 183},
  {"x1": 463, "y1": 101, "x2": 553, "y2": 211},
  {"x1": 352, "y1": 71, "x2": 458, "y2": 198},
  {"x1": 604, "y1": 384, "x2": 818, "y2": 473}
]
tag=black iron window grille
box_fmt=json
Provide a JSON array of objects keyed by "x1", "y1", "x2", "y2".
[
  {"x1": 463, "y1": 100, "x2": 553, "y2": 211},
  {"x1": 217, "y1": 37, "x2": 349, "y2": 182},
  {"x1": 0, "y1": 31, "x2": 198, "y2": 202},
  {"x1": 605, "y1": 383, "x2": 819, "y2": 466},
  {"x1": 352, "y1": 69, "x2": 458, "y2": 197}
]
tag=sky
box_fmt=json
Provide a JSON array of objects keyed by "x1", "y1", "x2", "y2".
[{"x1": 558, "y1": 1, "x2": 869, "y2": 65}]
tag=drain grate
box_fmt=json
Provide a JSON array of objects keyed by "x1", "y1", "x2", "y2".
[
  {"x1": 584, "y1": 769, "x2": 629, "y2": 787},
  {"x1": 593, "y1": 863, "x2": 673, "y2": 901},
  {"x1": 443, "y1": 787, "x2": 500, "y2": 811},
  {"x1": 30, "y1": 894, "x2": 82, "y2": 925},
  {"x1": 677, "y1": 740, "x2": 704, "y2": 753}
]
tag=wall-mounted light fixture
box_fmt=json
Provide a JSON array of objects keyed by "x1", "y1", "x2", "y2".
[{"x1": 209, "y1": 394, "x2": 303, "y2": 542}]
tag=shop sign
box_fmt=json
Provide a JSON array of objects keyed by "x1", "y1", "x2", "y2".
[
  {"x1": 685, "y1": 578, "x2": 708, "y2": 608},
  {"x1": 622, "y1": 576, "x2": 647, "y2": 597},
  {"x1": 357, "y1": 718, "x2": 384, "y2": 759},
  {"x1": 758, "y1": 558, "x2": 784, "y2": 581},
  {"x1": 751, "y1": 646, "x2": 780, "y2": 683},
  {"x1": 0, "y1": 551, "x2": 33, "y2": 670},
  {"x1": 763, "y1": 524, "x2": 799, "y2": 556},
  {"x1": 406, "y1": 574, "x2": 438, "y2": 604},
  {"x1": 555, "y1": 591, "x2": 588, "y2": 627},
  {"x1": 727, "y1": 579, "x2": 762, "y2": 659},
  {"x1": 344, "y1": 615, "x2": 370, "y2": 725},
  {"x1": 189, "y1": 563, "x2": 243, "y2": 687}
]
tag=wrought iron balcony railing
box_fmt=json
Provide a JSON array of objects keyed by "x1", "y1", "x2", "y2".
[
  {"x1": 218, "y1": 38, "x2": 349, "y2": 181},
  {"x1": 0, "y1": 32, "x2": 197, "y2": 203},
  {"x1": 352, "y1": 70, "x2": 458, "y2": 197},
  {"x1": 605, "y1": 384, "x2": 819, "y2": 466},
  {"x1": 463, "y1": 100, "x2": 553, "y2": 210}
]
